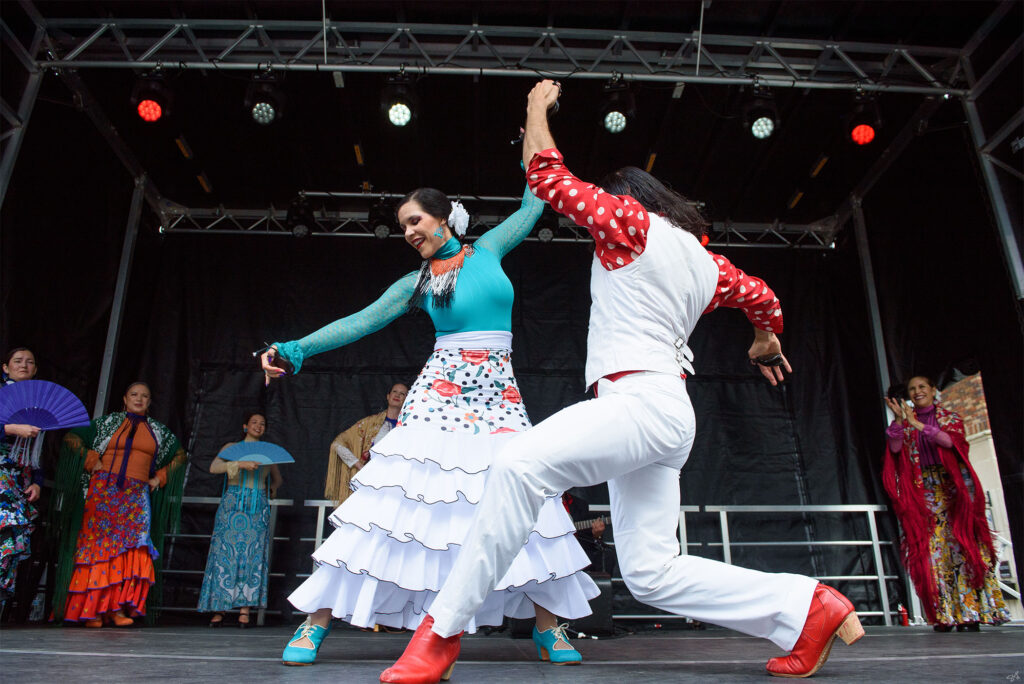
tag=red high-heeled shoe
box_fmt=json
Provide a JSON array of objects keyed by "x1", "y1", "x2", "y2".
[
  {"x1": 766, "y1": 583, "x2": 864, "y2": 678},
  {"x1": 379, "y1": 615, "x2": 462, "y2": 684}
]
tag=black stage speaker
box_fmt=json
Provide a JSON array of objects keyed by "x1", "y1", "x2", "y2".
[{"x1": 508, "y1": 571, "x2": 614, "y2": 637}]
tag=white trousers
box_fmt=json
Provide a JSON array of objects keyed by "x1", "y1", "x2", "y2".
[{"x1": 429, "y1": 372, "x2": 817, "y2": 650}]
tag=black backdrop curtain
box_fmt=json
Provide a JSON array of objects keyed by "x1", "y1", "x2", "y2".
[{"x1": 3, "y1": 93, "x2": 1020, "y2": 623}]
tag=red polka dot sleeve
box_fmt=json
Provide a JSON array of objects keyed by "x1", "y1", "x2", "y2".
[
  {"x1": 703, "y1": 251, "x2": 784, "y2": 333},
  {"x1": 526, "y1": 147, "x2": 650, "y2": 270}
]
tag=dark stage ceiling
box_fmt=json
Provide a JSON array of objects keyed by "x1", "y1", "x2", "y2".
[{"x1": 3, "y1": 1, "x2": 1019, "y2": 229}]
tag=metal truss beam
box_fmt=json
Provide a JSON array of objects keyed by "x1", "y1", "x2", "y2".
[
  {"x1": 0, "y1": 20, "x2": 44, "y2": 210},
  {"x1": 29, "y1": 18, "x2": 966, "y2": 95},
  {"x1": 158, "y1": 200, "x2": 837, "y2": 249},
  {"x1": 958, "y1": 1, "x2": 1024, "y2": 302}
]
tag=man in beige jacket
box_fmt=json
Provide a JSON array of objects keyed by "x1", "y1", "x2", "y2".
[{"x1": 324, "y1": 383, "x2": 408, "y2": 505}]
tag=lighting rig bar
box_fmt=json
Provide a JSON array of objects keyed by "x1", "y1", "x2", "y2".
[
  {"x1": 33, "y1": 18, "x2": 965, "y2": 95},
  {"x1": 159, "y1": 199, "x2": 837, "y2": 249}
]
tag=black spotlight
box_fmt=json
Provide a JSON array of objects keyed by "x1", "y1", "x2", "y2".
[
  {"x1": 130, "y1": 73, "x2": 173, "y2": 123},
  {"x1": 381, "y1": 74, "x2": 417, "y2": 127},
  {"x1": 600, "y1": 79, "x2": 636, "y2": 134},
  {"x1": 847, "y1": 95, "x2": 882, "y2": 146},
  {"x1": 286, "y1": 195, "x2": 317, "y2": 238},
  {"x1": 743, "y1": 87, "x2": 778, "y2": 140},
  {"x1": 369, "y1": 201, "x2": 396, "y2": 239},
  {"x1": 244, "y1": 77, "x2": 286, "y2": 125}
]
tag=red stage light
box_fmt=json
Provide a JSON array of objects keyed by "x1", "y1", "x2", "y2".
[
  {"x1": 850, "y1": 123, "x2": 875, "y2": 145},
  {"x1": 137, "y1": 99, "x2": 163, "y2": 122}
]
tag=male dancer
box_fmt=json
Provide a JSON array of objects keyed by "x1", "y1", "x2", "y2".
[{"x1": 381, "y1": 80, "x2": 862, "y2": 683}]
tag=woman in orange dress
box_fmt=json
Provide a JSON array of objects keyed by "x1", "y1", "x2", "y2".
[{"x1": 53, "y1": 382, "x2": 187, "y2": 626}]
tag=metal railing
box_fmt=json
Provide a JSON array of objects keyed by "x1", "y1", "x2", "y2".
[
  {"x1": 162, "y1": 498, "x2": 903, "y2": 627},
  {"x1": 588, "y1": 503, "x2": 901, "y2": 625}
]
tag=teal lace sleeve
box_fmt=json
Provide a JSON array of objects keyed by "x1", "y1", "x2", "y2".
[
  {"x1": 273, "y1": 272, "x2": 417, "y2": 374},
  {"x1": 474, "y1": 184, "x2": 545, "y2": 260}
]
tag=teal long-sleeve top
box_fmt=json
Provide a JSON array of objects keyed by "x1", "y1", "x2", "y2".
[{"x1": 273, "y1": 186, "x2": 544, "y2": 373}]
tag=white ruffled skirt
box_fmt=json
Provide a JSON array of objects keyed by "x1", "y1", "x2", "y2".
[{"x1": 287, "y1": 332, "x2": 599, "y2": 632}]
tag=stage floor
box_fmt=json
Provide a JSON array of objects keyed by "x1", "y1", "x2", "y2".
[{"x1": 2, "y1": 623, "x2": 1022, "y2": 682}]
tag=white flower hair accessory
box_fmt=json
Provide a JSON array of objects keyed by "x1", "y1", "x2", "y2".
[{"x1": 448, "y1": 200, "x2": 469, "y2": 237}]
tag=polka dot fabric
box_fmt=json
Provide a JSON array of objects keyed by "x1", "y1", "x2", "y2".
[
  {"x1": 397, "y1": 347, "x2": 530, "y2": 434},
  {"x1": 527, "y1": 148, "x2": 649, "y2": 271},
  {"x1": 703, "y1": 251, "x2": 784, "y2": 333}
]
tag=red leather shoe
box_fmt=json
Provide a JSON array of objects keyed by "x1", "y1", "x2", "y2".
[
  {"x1": 379, "y1": 615, "x2": 462, "y2": 684},
  {"x1": 766, "y1": 583, "x2": 864, "y2": 678}
]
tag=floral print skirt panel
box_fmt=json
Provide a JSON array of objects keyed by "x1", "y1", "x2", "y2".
[
  {"x1": 64, "y1": 473, "x2": 156, "y2": 620},
  {"x1": 922, "y1": 465, "x2": 1010, "y2": 626},
  {"x1": 0, "y1": 462, "x2": 36, "y2": 600}
]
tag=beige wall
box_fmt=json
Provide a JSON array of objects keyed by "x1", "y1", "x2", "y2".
[{"x1": 968, "y1": 430, "x2": 1022, "y2": 620}]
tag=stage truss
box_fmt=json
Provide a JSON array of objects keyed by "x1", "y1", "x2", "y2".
[
  {"x1": 158, "y1": 198, "x2": 840, "y2": 249},
  {"x1": 24, "y1": 16, "x2": 966, "y2": 95}
]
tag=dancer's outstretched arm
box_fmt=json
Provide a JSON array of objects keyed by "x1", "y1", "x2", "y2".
[
  {"x1": 262, "y1": 272, "x2": 417, "y2": 377},
  {"x1": 473, "y1": 183, "x2": 545, "y2": 259}
]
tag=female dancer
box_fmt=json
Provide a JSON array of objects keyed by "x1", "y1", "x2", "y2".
[
  {"x1": 884, "y1": 377, "x2": 1009, "y2": 631},
  {"x1": 198, "y1": 412, "x2": 283, "y2": 627},
  {"x1": 0, "y1": 347, "x2": 43, "y2": 602},
  {"x1": 262, "y1": 180, "x2": 597, "y2": 665},
  {"x1": 53, "y1": 382, "x2": 188, "y2": 626}
]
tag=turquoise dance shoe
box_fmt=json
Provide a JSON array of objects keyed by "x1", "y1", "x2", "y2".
[
  {"x1": 282, "y1": 617, "x2": 332, "y2": 666},
  {"x1": 532, "y1": 623, "x2": 582, "y2": 665}
]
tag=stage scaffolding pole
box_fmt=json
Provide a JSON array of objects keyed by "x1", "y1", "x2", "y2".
[
  {"x1": 962, "y1": 103, "x2": 1024, "y2": 304},
  {"x1": 849, "y1": 201, "x2": 899, "y2": 627},
  {"x1": 93, "y1": 175, "x2": 146, "y2": 418}
]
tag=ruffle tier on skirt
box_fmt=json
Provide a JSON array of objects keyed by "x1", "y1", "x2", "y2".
[{"x1": 288, "y1": 341, "x2": 599, "y2": 632}]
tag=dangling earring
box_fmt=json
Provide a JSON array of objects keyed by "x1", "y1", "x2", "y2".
[
  {"x1": 433, "y1": 226, "x2": 445, "y2": 238},
  {"x1": 243, "y1": 427, "x2": 248, "y2": 433}
]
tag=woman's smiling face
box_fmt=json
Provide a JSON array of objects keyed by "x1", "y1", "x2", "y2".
[
  {"x1": 399, "y1": 200, "x2": 451, "y2": 259},
  {"x1": 906, "y1": 376, "x2": 937, "y2": 409}
]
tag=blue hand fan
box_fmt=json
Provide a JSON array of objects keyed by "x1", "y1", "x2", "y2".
[
  {"x1": 0, "y1": 380, "x2": 90, "y2": 468},
  {"x1": 0, "y1": 379, "x2": 91, "y2": 430},
  {"x1": 219, "y1": 440, "x2": 294, "y2": 465}
]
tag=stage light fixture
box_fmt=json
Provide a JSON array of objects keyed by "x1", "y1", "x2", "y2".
[
  {"x1": 245, "y1": 79, "x2": 285, "y2": 125},
  {"x1": 600, "y1": 79, "x2": 636, "y2": 134},
  {"x1": 847, "y1": 97, "x2": 882, "y2": 146},
  {"x1": 131, "y1": 74, "x2": 173, "y2": 123},
  {"x1": 743, "y1": 88, "x2": 778, "y2": 140},
  {"x1": 369, "y1": 201, "x2": 396, "y2": 239},
  {"x1": 287, "y1": 195, "x2": 317, "y2": 238},
  {"x1": 381, "y1": 74, "x2": 417, "y2": 127},
  {"x1": 537, "y1": 227, "x2": 554, "y2": 243}
]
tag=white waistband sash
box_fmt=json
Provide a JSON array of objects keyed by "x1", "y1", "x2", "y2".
[{"x1": 434, "y1": 330, "x2": 513, "y2": 352}]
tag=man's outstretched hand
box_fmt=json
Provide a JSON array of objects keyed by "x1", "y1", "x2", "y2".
[
  {"x1": 747, "y1": 329, "x2": 792, "y2": 386},
  {"x1": 526, "y1": 79, "x2": 561, "y2": 112},
  {"x1": 522, "y1": 80, "x2": 560, "y2": 169}
]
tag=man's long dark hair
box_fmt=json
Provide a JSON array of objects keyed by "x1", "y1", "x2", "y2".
[{"x1": 599, "y1": 167, "x2": 708, "y2": 239}]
